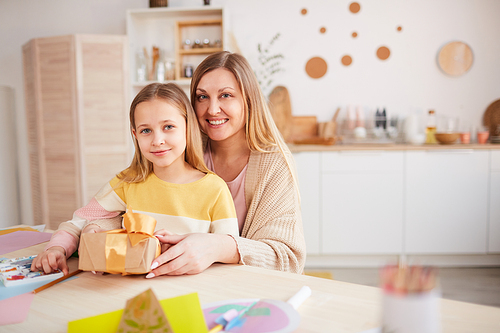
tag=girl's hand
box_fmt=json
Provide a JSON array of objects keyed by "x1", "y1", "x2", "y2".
[
  {"x1": 146, "y1": 233, "x2": 239, "y2": 277},
  {"x1": 31, "y1": 247, "x2": 69, "y2": 275}
]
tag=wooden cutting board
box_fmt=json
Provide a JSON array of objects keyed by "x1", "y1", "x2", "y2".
[
  {"x1": 269, "y1": 86, "x2": 293, "y2": 141},
  {"x1": 290, "y1": 116, "x2": 318, "y2": 141}
]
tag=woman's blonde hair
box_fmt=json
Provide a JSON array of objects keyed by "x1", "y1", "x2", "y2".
[
  {"x1": 118, "y1": 83, "x2": 208, "y2": 183},
  {"x1": 190, "y1": 51, "x2": 299, "y2": 198}
]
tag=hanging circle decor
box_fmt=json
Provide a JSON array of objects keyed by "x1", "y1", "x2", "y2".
[
  {"x1": 376, "y1": 46, "x2": 391, "y2": 60},
  {"x1": 349, "y1": 2, "x2": 361, "y2": 13},
  {"x1": 341, "y1": 55, "x2": 353, "y2": 66},
  {"x1": 437, "y1": 41, "x2": 473, "y2": 76},
  {"x1": 305, "y1": 57, "x2": 328, "y2": 79}
]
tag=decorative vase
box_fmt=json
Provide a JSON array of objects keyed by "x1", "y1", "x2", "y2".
[{"x1": 150, "y1": 0, "x2": 168, "y2": 7}]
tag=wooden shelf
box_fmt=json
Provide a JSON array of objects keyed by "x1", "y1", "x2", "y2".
[
  {"x1": 179, "y1": 47, "x2": 223, "y2": 56},
  {"x1": 177, "y1": 18, "x2": 222, "y2": 28},
  {"x1": 132, "y1": 79, "x2": 191, "y2": 88},
  {"x1": 175, "y1": 17, "x2": 224, "y2": 81}
]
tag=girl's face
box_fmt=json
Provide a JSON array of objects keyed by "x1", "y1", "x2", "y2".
[
  {"x1": 194, "y1": 68, "x2": 246, "y2": 143},
  {"x1": 132, "y1": 99, "x2": 187, "y2": 174}
]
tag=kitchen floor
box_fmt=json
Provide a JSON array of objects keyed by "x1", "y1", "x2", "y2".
[{"x1": 305, "y1": 267, "x2": 500, "y2": 308}]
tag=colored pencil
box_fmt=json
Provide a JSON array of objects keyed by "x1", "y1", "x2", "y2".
[{"x1": 32, "y1": 269, "x2": 82, "y2": 294}]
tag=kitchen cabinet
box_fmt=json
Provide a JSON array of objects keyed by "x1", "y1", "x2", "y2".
[
  {"x1": 405, "y1": 150, "x2": 489, "y2": 254},
  {"x1": 489, "y1": 150, "x2": 500, "y2": 253},
  {"x1": 294, "y1": 152, "x2": 321, "y2": 254},
  {"x1": 126, "y1": 6, "x2": 228, "y2": 93},
  {"x1": 23, "y1": 35, "x2": 131, "y2": 229},
  {"x1": 292, "y1": 145, "x2": 499, "y2": 264},
  {"x1": 321, "y1": 151, "x2": 404, "y2": 254}
]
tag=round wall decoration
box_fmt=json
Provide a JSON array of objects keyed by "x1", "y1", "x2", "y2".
[
  {"x1": 305, "y1": 57, "x2": 328, "y2": 79},
  {"x1": 376, "y1": 46, "x2": 391, "y2": 60},
  {"x1": 349, "y1": 2, "x2": 361, "y2": 13},
  {"x1": 341, "y1": 55, "x2": 352, "y2": 66},
  {"x1": 437, "y1": 41, "x2": 473, "y2": 76}
]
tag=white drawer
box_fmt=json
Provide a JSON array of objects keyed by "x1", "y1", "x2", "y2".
[
  {"x1": 321, "y1": 151, "x2": 404, "y2": 173},
  {"x1": 492, "y1": 150, "x2": 500, "y2": 171}
]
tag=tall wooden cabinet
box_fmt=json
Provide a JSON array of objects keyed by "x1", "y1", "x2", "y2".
[{"x1": 23, "y1": 35, "x2": 131, "y2": 229}]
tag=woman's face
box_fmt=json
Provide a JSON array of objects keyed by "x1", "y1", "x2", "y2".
[{"x1": 194, "y1": 68, "x2": 246, "y2": 143}]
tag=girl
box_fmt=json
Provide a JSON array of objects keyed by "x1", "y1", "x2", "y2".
[
  {"x1": 32, "y1": 83, "x2": 238, "y2": 275},
  {"x1": 149, "y1": 52, "x2": 306, "y2": 277}
]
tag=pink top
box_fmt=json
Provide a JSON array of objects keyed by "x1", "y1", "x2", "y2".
[{"x1": 204, "y1": 145, "x2": 247, "y2": 233}]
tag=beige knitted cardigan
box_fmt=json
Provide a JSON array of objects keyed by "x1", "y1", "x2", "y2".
[{"x1": 234, "y1": 148, "x2": 306, "y2": 274}]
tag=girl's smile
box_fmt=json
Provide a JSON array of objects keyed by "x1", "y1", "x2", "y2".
[{"x1": 151, "y1": 149, "x2": 170, "y2": 156}]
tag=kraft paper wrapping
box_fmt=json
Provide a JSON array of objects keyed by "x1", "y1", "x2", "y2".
[{"x1": 78, "y1": 210, "x2": 161, "y2": 275}]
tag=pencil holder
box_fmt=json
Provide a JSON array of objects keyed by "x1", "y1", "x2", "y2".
[{"x1": 381, "y1": 289, "x2": 441, "y2": 333}]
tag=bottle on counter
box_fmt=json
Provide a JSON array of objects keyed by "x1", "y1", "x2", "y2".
[{"x1": 425, "y1": 110, "x2": 437, "y2": 144}]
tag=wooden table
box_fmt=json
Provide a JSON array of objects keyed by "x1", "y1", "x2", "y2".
[{"x1": 3, "y1": 242, "x2": 500, "y2": 332}]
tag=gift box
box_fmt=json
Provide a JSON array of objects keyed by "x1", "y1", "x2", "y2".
[{"x1": 78, "y1": 210, "x2": 161, "y2": 275}]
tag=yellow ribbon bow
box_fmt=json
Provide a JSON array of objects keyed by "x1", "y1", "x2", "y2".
[{"x1": 104, "y1": 208, "x2": 161, "y2": 274}]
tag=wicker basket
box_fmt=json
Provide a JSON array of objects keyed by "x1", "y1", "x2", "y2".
[{"x1": 150, "y1": 0, "x2": 168, "y2": 7}]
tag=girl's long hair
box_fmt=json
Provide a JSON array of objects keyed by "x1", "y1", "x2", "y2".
[
  {"x1": 190, "y1": 52, "x2": 299, "y2": 199},
  {"x1": 118, "y1": 83, "x2": 208, "y2": 184}
]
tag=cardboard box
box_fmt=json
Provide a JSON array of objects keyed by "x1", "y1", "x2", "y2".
[{"x1": 78, "y1": 210, "x2": 161, "y2": 275}]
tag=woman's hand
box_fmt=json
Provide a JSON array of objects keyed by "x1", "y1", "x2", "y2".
[
  {"x1": 31, "y1": 246, "x2": 69, "y2": 275},
  {"x1": 146, "y1": 233, "x2": 239, "y2": 277},
  {"x1": 154, "y1": 229, "x2": 176, "y2": 253}
]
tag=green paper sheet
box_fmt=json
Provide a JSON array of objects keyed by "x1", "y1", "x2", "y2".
[{"x1": 68, "y1": 292, "x2": 208, "y2": 333}]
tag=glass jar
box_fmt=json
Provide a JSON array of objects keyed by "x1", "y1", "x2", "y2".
[
  {"x1": 135, "y1": 50, "x2": 147, "y2": 82},
  {"x1": 184, "y1": 64, "x2": 193, "y2": 78},
  {"x1": 165, "y1": 58, "x2": 175, "y2": 81}
]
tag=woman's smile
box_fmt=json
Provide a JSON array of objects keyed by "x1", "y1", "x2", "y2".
[{"x1": 207, "y1": 118, "x2": 229, "y2": 126}]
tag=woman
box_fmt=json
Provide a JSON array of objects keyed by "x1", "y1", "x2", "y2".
[{"x1": 149, "y1": 51, "x2": 305, "y2": 276}]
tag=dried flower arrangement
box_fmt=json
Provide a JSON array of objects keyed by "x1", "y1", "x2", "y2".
[{"x1": 255, "y1": 33, "x2": 284, "y2": 94}]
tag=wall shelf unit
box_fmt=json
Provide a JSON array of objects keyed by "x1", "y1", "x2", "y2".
[{"x1": 126, "y1": 6, "x2": 228, "y2": 95}]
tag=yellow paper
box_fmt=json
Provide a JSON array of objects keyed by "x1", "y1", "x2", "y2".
[
  {"x1": 0, "y1": 226, "x2": 38, "y2": 236},
  {"x1": 68, "y1": 292, "x2": 208, "y2": 333}
]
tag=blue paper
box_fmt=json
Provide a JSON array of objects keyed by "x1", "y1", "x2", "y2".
[{"x1": 0, "y1": 257, "x2": 78, "y2": 300}]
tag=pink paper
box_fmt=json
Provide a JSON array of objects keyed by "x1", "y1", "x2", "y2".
[
  {"x1": 0, "y1": 231, "x2": 52, "y2": 255},
  {"x1": 0, "y1": 292, "x2": 35, "y2": 325}
]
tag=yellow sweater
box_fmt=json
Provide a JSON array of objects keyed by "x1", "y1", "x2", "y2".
[
  {"x1": 99, "y1": 172, "x2": 238, "y2": 235},
  {"x1": 50, "y1": 172, "x2": 238, "y2": 257}
]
